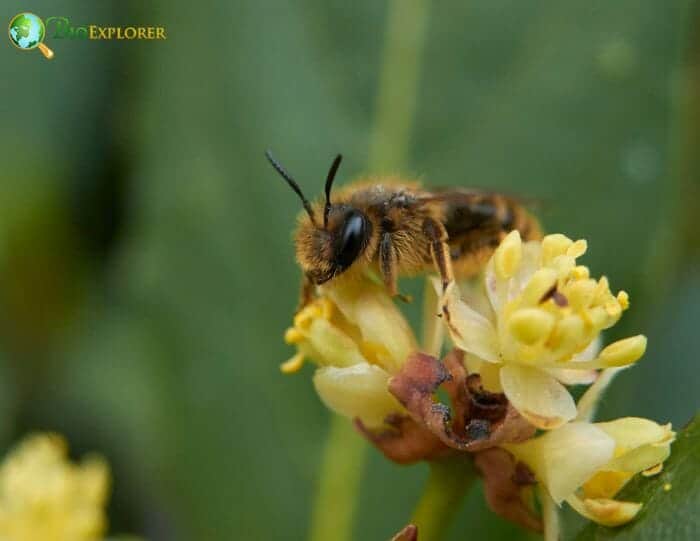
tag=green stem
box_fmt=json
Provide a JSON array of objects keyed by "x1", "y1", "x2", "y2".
[
  {"x1": 410, "y1": 458, "x2": 475, "y2": 541},
  {"x1": 309, "y1": 2, "x2": 431, "y2": 541},
  {"x1": 368, "y1": 0, "x2": 431, "y2": 172},
  {"x1": 540, "y1": 485, "x2": 560, "y2": 541},
  {"x1": 309, "y1": 416, "x2": 367, "y2": 541}
]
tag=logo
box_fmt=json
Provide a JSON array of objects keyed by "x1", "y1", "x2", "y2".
[
  {"x1": 8, "y1": 13, "x2": 167, "y2": 59},
  {"x1": 8, "y1": 12, "x2": 54, "y2": 59}
]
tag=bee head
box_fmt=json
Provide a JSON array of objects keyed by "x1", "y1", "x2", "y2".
[{"x1": 265, "y1": 150, "x2": 372, "y2": 284}]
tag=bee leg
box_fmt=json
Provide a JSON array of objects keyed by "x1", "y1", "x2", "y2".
[
  {"x1": 423, "y1": 217, "x2": 454, "y2": 293},
  {"x1": 297, "y1": 273, "x2": 315, "y2": 312},
  {"x1": 379, "y1": 232, "x2": 399, "y2": 297}
]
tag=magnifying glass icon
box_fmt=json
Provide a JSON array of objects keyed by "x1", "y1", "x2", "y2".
[{"x1": 8, "y1": 12, "x2": 54, "y2": 59}]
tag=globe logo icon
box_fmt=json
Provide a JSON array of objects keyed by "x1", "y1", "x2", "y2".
[{"x1": 8, "y1": 12, "x2": 54, "y2": 59}]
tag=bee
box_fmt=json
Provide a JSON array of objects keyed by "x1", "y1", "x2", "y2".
[{"x1": 265, "y1": 151, "x2": 542, "y2": 308}]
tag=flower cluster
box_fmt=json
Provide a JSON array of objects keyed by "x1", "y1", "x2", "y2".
[
  {"x1": 283, "y1": 278, "x2": 414, "y2": 428},
  {"x1": 439, "y1": 231, "x2": 645, "y2": 429},
  {"x1": 0, "y1": 433, "x2": 110, "y2": 541},
  {"x1": 282, "y1": 231, "x2": 674, "y2": 532}
]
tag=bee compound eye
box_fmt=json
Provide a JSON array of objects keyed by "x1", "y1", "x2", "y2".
[{"x1": 336, "y1": 212, "x2": 368, "y2": 270}]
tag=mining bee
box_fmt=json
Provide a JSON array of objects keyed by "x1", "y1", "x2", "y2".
[{"x1": 265, "y1": 150, "x2": 542, "y2": 308}]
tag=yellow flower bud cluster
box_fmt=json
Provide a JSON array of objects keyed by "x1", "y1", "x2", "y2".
[{"x1": 0, "y1": 433, "x2": 110, "y2": 541}]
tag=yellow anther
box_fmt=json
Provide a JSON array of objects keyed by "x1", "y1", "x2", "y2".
[
  {"x1": 293, "y1": 298, "x2": 334, "y2": 329},
  {"x1": 551, "y1": 254, "x2": 577, "y2": 279},
  {"x1": 593, "y1": 276, "x2": 612, "y2": 305},
  {"x1": 358, "y1": 341, "x2": 392, "y2": 367},
  {"x1": 548, "y1": 314, "x2": 585, "y2": 358},
  {"x1": 280, "y1": 352, "x2": 305, "y2": 374},
  {"x1": 566, "y1": 278, "x2": 597, "y2": 310},
  {"x1": 617, "y1": 290, "x2": 630, "y2": 310},
  {"x1": 598, "y1": 335, "x2": 647, "y2": 367},
  {"x1": 605, "y1": 300, "x2": 622, "y2": 319},
  {"x1": 583, "y1": 470, "x2": 632, "y2": 499},
  {"x1": 293, "y1": 304, "x2": 321, "y2": 329},
  {"x1": 541, "y1": 234, "x2": 573, "y2": 265},
  {"x1": 567, "y1": 239, "x2": 588, "y2": 259},
  {"x1": 663, "y1": 483, "x2": 672, "y2": 492},
  {"x1": 521, "y1": 268, "x2": 558, "y2": 305},
  {"x1": 585, "y1": 306, "x2": 609, "y2": 329},
  {"x1": 571, "y1": 265, "x2": 590, "y2": 280},
  {"x1": 284, "y1": 327, "x2": 304, "y2": 344},
  {"x1": 508, "y1": 308, "x2": 555, "y2": 345},
  {"x1": 319, "y1": 297, "x2": 334, "y2": 319},
  {"x1": 494, "y1": 230, "x2": 522, "y2": 279}
]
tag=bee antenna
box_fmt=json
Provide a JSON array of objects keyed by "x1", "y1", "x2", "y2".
[
  {"x1": 323, "y1": 154, "x2": 343, "y2": 229},
  {"x1": 265, "y1": 150, "x2": 318, "y2": 227}
]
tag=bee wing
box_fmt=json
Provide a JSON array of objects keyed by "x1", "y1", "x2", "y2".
[
  {"x1": 419, "y1": 187, "x2": 542, "y2": 209},
  {"x1": 418, "y1": 187, "x2": 542, "y2": 249}
]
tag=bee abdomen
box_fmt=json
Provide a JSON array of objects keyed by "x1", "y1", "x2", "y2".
[{"x1": 441, "y1": 192, "x2": 541, "y2": 277}]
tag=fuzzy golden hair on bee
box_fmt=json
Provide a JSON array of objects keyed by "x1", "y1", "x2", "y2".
[{"x1": 265, "y1": 150, "x2": 542, "y2": 309}]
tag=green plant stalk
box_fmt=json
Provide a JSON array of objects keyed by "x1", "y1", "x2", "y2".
[
  {"x1": 540, "y1": 485, "x2": 560, "y2": 541},
  {"x1": 368, "y1": 0, "x2": 431, "y2": 172},
  {"x1": 640, "y1": 0, "x2": 700, "y2": 307},
  {"x1": 410, "y1": 458, "x2": 476, "y2": 541},
  {"x1": 308, "y1": 1, "x2": 431, "y2": 541},
  {"x1": 309, "y1": 416, "x2": 366, "y2": 541}
]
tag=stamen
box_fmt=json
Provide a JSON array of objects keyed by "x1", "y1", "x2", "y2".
[{"x1": 280, "y1": 352, "x2": 305, "y2": 374}]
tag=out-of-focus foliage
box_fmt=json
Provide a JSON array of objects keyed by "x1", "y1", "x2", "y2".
[{"x1": 0, "y1": 0, "x2": 697, "y2": 540}]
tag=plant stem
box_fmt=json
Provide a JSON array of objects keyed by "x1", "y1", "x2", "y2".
[
  {"x1": 540, "y1": 485, "x2": 560, "y2": 541},
  {"x1": 576, "y1": 367, "x2": 623, "y2": 422},
  {"x1": 308, "y1": 2, "x2": 431, "y2": 541},
  {"x1": 368, "y1": 0, "x2": 431, "y2": 172},
  {"x1": 309, "y1": 416, "x2": 367, "y2": 541},
  {"x1": 410, "y1": 458, "x2": 475, "y2": 541}
]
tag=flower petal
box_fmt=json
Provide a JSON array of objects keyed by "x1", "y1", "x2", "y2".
[
  {"x1": 546, "y1": 366, "x2": 599, "y2": 386},
  {"x1": 506, "y1": 422, "x2": 615, "y2": 503},
  {"x1": 597, "y1": 417, "x2": 673, "y2": 452},
  {"x1": 324, "y1": 279, "x2": 417, "y2": 372},
  {"x1": 509, "y1": 241, "x2": 543, "y2": 298},
  {"x1": 422, "y1": 277, "x2": 444, "y2": 357},
  {"x1": 582, "y1": 470, "x2": 633, "y2": 499},
  {"x1": 303, "y1": 318, "x2": 367, "y2": 367},
  {"x1": 566, "y1": 494, "x2": 642, "y2": 527},
  {"x1": 547, "y1": 336, "x2": 602, "y2": 386},
  {"x1": 464, "y1": 354, "x2": 503, "y2": 392},
  {"x1": 500, "y1": 364, "x2": 577, "y2": 429},
  {"x1": 313, "y1": 364, "x2": 403, "y2": 428},
  {"x1": 455, "y1": 276, "x2": 494, "y2": 319},
  {"x1": 493, "y1": 230, "x2": 522, "y2": 279},
  {"x1": 597, "y1": 418, "x2": 675, "y2": 474},
  {"x1": 440, "y1": 281, "x2": 500, "y2": 362}
]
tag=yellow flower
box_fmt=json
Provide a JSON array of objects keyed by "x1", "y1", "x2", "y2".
[
  {"x1": 438, "y1": 231, "x2": 646, "y2": 429},
  {"x1": 504, "y1": 417, "x2": 675, "y2": 527},
  {"x1": 283, "y1": 277, "x2": 417, "y2": 428},
  {"x1": 0, "y1": 433, "x2": 110, "y2": 541}
]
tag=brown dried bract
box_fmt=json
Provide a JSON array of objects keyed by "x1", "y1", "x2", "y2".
[
  {"x1": 391, "y1": 524, "x2": 418, "y2": 541},
  {"x1": 355, "y1": 414, "x2": 453, "y2": 464},
  {"x1": 474, "y1": 448, "x2": 542, "y2": 532},
  {"x1": 387, "y1": 350, "x2": 535, "y2": 452}
]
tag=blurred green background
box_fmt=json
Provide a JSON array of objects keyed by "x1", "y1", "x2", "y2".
[{"x1": 1, "y1": 1, "x2": 698, "y2": 539}]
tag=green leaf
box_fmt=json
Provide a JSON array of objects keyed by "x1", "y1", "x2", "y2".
[{"x1": 571, "y1": 414, "x2": 700, "y2": 541}]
